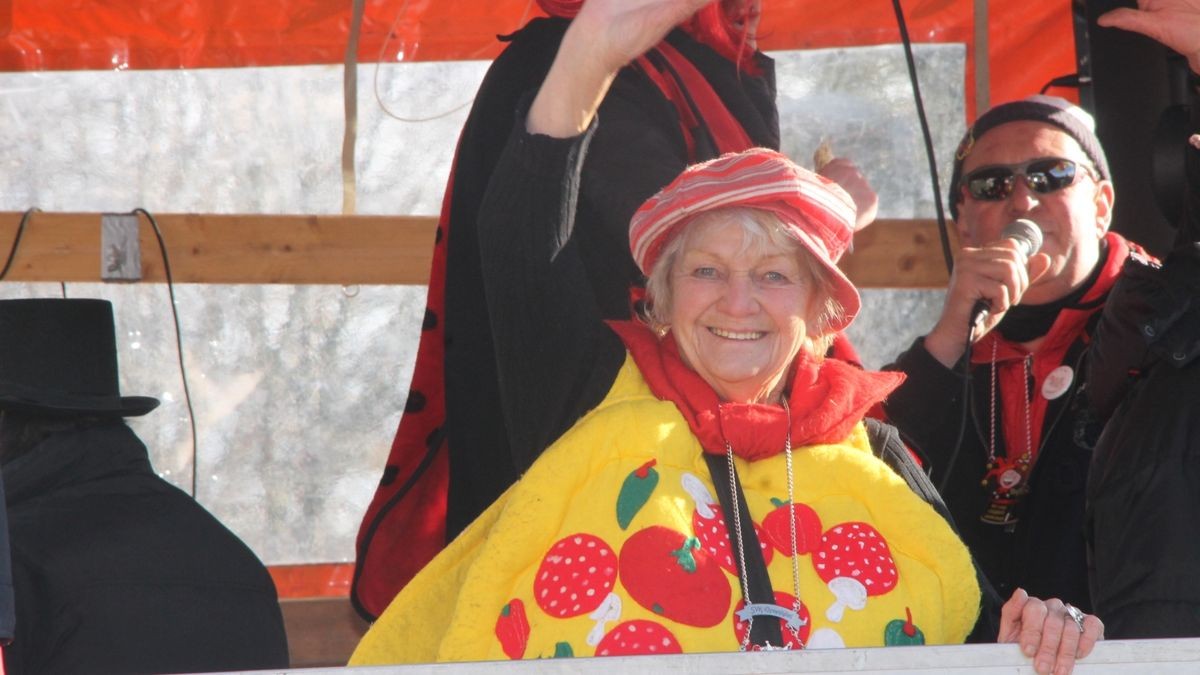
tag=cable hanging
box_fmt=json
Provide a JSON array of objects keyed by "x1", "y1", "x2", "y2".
[
  {"x1": 0, "y1": 207, "x2": 39, "y2": 282},
  {"x1": 370, "y1": 0, "x2": 536, "y2": 123},
  {"x1": 891, "y1": 0, "x2": 974, "y2": 486},
  {"x1": 132, "y1": 208, "x2": 201, "y2": 498},
  {"x1": 891, "y1": 0, "x2": 955, "y2": 276}
]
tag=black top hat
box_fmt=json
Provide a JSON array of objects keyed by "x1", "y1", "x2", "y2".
[{"x1": 0, "y1": 298, "x2": 159, "y2": 417}]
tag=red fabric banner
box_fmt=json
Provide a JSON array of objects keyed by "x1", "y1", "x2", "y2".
[{"x1": 0, "y1": 1, "x2": 1076, "y2": 117}]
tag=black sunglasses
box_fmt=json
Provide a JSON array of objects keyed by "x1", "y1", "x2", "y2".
[{"x1": 963, "y1": 158, "x2": 1095, "y2": 201}]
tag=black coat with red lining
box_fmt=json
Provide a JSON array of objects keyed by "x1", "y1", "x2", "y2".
[{"x1": 1085, "y1": 233, "x2": 1200, "y2": 638}]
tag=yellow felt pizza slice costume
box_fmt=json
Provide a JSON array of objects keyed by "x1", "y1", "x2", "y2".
[{"x1": 352, "y1": 349, "x2": 981, "y2": 664}]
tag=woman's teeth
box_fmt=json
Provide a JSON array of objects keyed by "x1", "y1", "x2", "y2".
[{"x1": 709, "y1": 327, "x2": 764, "y2": 340}]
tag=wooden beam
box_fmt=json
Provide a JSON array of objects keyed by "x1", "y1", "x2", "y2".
[
  {"x1": 0, "y1": 212, "x2": 954, "y2": 288},
  {"x1": 279, "y1": 597, "x2": 368, "y2": 668},
  {"x1": 842, "y1": 218, "x2": 954, "y2": 289},
  {"x1": 0, "y1": 212, "x2": 437, "y2": 285}
]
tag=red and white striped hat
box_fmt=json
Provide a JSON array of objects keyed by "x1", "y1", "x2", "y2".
[{"x1": 629, "y1": 148, "x2": 860, "y2": 330}]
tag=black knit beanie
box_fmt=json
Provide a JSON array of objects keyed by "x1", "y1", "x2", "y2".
[{"x1": 948, "y1": 95, "x2": 1111, "y2": 220}]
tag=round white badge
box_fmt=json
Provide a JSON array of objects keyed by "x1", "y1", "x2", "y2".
[{"x1": 1041, "y1": 365, "x2": 1074, "y2": 400}]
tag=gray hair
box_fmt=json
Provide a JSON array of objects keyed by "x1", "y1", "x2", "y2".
[{"x1": 640, "y1": 207, "x2": 845, "y2": 357}]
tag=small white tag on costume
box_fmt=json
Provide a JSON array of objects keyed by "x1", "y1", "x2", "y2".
[
  {"x1": 736, "y1": 603, "x2": 805, "y2": 631},
  {"x1": 1041, "y1": 365, "x2": 1074, "y2": 400}
]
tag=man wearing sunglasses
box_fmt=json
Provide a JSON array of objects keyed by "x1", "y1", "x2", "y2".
[{"x1": 882, "y1": 94, "x2": 1150, "y2": 617}]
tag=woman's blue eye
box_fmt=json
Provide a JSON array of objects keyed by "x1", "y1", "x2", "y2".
[
  {"x1": 760, "y1": 271, "x2": 790, "y2": 284},
  {"x1": 693, "y1": 266, "x2": 721, "y2": 279}
]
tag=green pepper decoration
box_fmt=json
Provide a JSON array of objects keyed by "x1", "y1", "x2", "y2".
[
  {"x1": 616, "y1": 459, "x2": 659, "y2": 530},
  {"x1": 883, "y1": 606, "x2": 926, "y2": 645}
]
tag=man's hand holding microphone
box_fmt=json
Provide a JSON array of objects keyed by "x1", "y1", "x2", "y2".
[{"x1": 924, "y1": 219, "x2": 1052, "y2": 369}]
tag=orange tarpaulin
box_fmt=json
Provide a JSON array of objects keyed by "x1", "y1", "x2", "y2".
[{"x1": 0, "y1": 1, "x2": 1077, "y2": 119}]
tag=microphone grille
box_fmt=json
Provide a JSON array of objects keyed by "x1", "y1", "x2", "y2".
[{"x1": 1003, "y1": 218, "x2": 1043, "y2": 257}]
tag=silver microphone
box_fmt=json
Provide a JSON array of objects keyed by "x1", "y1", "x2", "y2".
[{"x1": 969, "y1": 218, "x2": 1044, "y2": 326}]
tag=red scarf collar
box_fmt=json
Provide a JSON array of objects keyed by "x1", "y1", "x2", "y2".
[{"x1": 607, "y1": 321, "x2": 904, "y2": 460}]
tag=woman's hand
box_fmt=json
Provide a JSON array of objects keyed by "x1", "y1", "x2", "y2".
[
  {"x1": 817, "y1": 157, "x2": 879, "y2": 232},
  {"x1": 571, "y1": 0, "x2": 717, "y2": 74},
  {"x1": 997, "y1": 588, "x2": 1104, "y2": 675},
  {"x1": 529, "y1": 0, "x2": 717, "y2": 137},
  {"x1": 1098, "y1": 0, "x2": 1200, "y2": 74}
]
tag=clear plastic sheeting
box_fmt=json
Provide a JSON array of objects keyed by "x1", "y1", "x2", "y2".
[
  {"x1": 0, "y1": 45, "x2": 959, "y2": 564},
  {"x1": 0, "y1": 61, "x2": 488, "y2": 215},
  {"x1": 0, "y1": 282, "x2": 422, "y2": 566}
]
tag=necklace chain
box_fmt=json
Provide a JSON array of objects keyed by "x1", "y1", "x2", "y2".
[
  {"x1": 727, "y1": 399, "x2": 804, "y2": 651},
  {"x1": 987, "y1": 341, "x2": 1034, "y2": 464}
]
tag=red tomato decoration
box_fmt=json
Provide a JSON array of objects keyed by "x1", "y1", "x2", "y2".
[
  {"x1": 761, "y1": 498, "x2": 824, "y2": 556},
  {"x1": 618, "y1": 525, "x2": 731, "y2": 627}
]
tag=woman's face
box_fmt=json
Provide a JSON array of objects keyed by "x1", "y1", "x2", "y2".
[{"x1": 668, "y1": 218, "x2": 816, "y2": 404}]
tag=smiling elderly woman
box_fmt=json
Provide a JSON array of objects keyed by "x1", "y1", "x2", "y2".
[{"x1": 351, "y1": 148, "x2": 1104, "y2": 664}]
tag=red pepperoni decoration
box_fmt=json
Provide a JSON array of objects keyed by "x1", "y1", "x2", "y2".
[
  {"x1": 534, "y1": 533, "x2": 618, "y2": 618},
  {"x1": 691, "y1": 508, "x2": 774, "y2": 574},
  {"x1": 595, "y1": 620, "x2": 683, "y2": 656}
]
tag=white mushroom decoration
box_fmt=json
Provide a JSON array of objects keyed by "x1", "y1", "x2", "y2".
[{"x1": 812, "y1": 522, "x2": 898, "y2": 622}]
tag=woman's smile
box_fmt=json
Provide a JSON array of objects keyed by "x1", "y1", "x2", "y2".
[{"x1": 708, "y1": 327, "x2": 767, "y2": 340}]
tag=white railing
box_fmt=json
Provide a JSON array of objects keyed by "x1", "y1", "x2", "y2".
[{"x1": 226, "y1": 637, "x2": 1200, "y2": 674}]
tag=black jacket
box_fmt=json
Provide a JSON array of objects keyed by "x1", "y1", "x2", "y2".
[
  {"x1": 3, "y1": 422, "x2": 289, "y2": 674},
  {"x1": 1086, "y1": 241, "x2": 1200, "y2": 638}
]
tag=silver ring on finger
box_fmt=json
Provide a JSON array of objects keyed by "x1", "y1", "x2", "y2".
[{"x1": 1064, "y1": 603, "x2": 1085, "y2": 633}]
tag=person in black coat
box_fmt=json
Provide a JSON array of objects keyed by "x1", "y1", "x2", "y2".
[
  {"x1": 0, "y1": 298, "x2": 289, "y2": 674},
  {"x1": 1080, "y1": 0, "x2": 1200, "y2": 639},
  {"x1": 1085, "y1": 240, "x2": 1200, "y2": 638}
]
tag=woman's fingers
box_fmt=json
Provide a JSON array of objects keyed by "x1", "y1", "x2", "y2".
[
  {"x1": 1002, "y1": 592, "x2": 1105, "y2": 675},
  {"x1": 529, "y1": 0, "x2": 718, "y2": 136},
  {"x1": 953, "y1": 243, "x2": 1031, "y2": 319},
  {"x1": 997, "y1": 587, "x2": 1030, "y2": 643},
  {"x1": 1077, "y1": 612, "x2": 1105, "y2": 658},
  {"x1": 817, "y1": 158, "x2": 878, "y2": 231}
]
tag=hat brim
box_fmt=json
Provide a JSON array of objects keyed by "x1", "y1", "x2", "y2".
[
  {"x1": 788, "y1": 226, "x2": 861, "y2": 333},
  {"x1": 0, "y1": 394, "x2": 160, "y2": 417}
]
